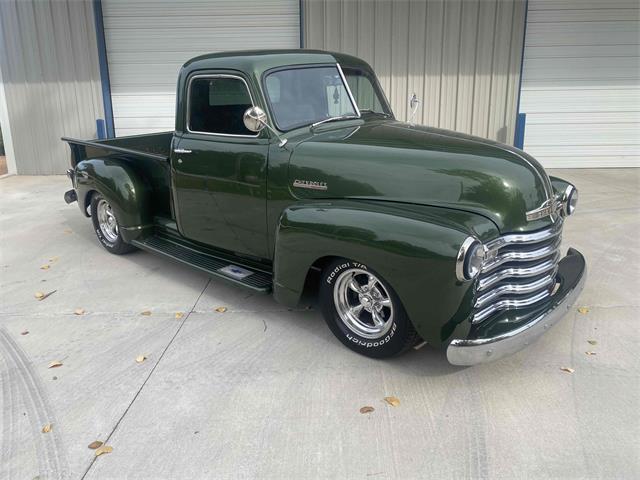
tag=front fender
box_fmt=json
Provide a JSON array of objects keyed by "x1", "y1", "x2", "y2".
[
  {"x1": 75, "y1": 158, "x2": 152, "y2": 242},
  {"x1": 273, "y1": 200, "x2": 499, "y2": 346}
]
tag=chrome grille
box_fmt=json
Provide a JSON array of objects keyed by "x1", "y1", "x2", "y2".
[{"x1": 473, "y1": 221, "x2": 562, "y2": 323}]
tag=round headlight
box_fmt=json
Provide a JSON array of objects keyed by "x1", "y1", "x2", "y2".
[
  {"x1": 456, "y1": 237, "x2": 485, "y2": 281},
  {"x1": 566, "y1": 187, "x2": 578, "y2": 216}
]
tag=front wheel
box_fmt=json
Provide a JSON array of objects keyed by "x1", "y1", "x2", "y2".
[
  {"x1": 319, "y1": 259, "x2": 418, "y2": 358},
  {"x1": 90, "y1": 193, "x2": 136, "y2": 255}
]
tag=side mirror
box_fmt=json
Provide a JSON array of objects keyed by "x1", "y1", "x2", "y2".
[
  {"x1": 243, "y1": 106, "x2": 267, "y2": 132},
  {"x1": 242, "y1": 106, "x2": 287, "y2": 147}
]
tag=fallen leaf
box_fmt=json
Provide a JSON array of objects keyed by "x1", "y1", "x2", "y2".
[
  {"x1": 74, "y1": 308, "x2": 85, "y2": 316},
  {"x1": 215, "y1": 307, "x2": 227, "y2": 313},
  {"x1": 21, "y1": 330, "x2": 29, "y2": 335},
  {"x1": 383, "y1": 396, "x2": 400, "y2": 407},
  {"x1": 175, "y1": 312, "x2": 184, "y2": 319},
  {"x1": 63, "y1": 229, "x2": 73, "y2": 234},
  {"x1": 135, "y1": 355, "x2": 146, "y2": 363},
  {"x1": 35, "y1": 290, "x2": 56, "y2": 301},
  {"x1": 48, "y1": 360, "x2": 63, "y2": 369},
  {"x1": 49, "y1": 256, "x2": 59, "y2": 263},
  {"x1": 41, "y1": 423, "x2": 52, "y2": 433},
  {"x1": 359, "y1": 406, "x2": 375, "y2": 414},
  {"x1": 88, "y1": 440, "x2": 103, "y2": 450},
  {"x1": 585, "y1": 351, "x2": 597, "y2": 356},
  {"x1": 140, "y1": 310, "x2": 152, "y2": 316},
  {"x1": 560, "y1": 367, "x2": 575, "y2": 374},
  {"x1": 94, "y1": 445, "x2": 113, "y2": 457},
  {"x1": 587, "y1": 340, "x2": 597, "y2": 345},
  {"x1": 40, "y1": 264, "x2": 50, "y2": 270},
  {"x1": 577, "y1": 306, "x2": 590, "y2": 314},
  {"x1": 413, "y1": 341, "x2": 427, "y2": 350}
]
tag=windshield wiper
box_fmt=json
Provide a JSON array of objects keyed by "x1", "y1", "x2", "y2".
[
  {"x1": 310, "y1": 114, "x2": 360, "y2": 129},
  {"x1": 359, "y1": 109, "x2": 391, "y2": 118}
]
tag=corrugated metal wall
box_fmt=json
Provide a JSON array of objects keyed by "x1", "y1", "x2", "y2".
[
  {"x1": 303, "y1": 0, "x2": 526, "y2": 144},
  {"x1": 0, "y1": 0, "x2": 104, "y2": 175},
  {"x1": 520, "y1": 0, "x2": 640, "y2": 168},
  {"x1": 102, "y1": 0, "x2": 300, "y2": 136}
]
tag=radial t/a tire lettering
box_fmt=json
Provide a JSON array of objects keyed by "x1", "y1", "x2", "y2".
[{"x1": 319, "y1": 258, "x2": 418, "y2": 358}]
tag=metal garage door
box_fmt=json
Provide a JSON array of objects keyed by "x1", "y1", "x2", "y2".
[
  {"x1": 519, "y1": 0, "x2": 639, "y2": 168},
  {"x1": 102, "y1": 0, "x2": 300, "y2": 136}
]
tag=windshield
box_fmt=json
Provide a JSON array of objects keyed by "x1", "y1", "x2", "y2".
[
  {"x1": 264, "y1": 65, "x2": 358, "y2": 131},
  {"x1": 342, "y1": 67, "x2": 391, "y2": 116}
]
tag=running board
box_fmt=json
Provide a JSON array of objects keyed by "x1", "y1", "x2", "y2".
[{"x1": 131, "y1": 235, "x2": 272, "y2": 293}]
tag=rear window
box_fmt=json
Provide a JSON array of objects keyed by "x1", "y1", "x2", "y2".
[{"x1": 188, "y1": 76, "x2": 254, "y2": 136}]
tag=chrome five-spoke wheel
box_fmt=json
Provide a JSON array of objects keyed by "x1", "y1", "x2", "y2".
[
  {"x1": 96, "y1": 198, "x2": 119, "y2": 242},
  {"x1": 333, "y1": 268, "x2": 394, "y2": 339}
]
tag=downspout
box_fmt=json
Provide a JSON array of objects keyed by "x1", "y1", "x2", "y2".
[
  {"x1": 299, "y1": 0, "x2": 305, "y2": 48},
  {"x1": 514, "y1": 0, "x2": 529, "y2": 149},
  {"x1": 93, "y1": 0, "x2": 115, "y2": 138}
]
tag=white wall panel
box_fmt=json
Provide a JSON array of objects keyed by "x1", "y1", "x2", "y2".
[
  {"x1": 0, "y1": 0, "x2": 103, "y2": 174},
  {"x1": 520, "y1": 0, "x2": 640, "y2": 168},
  {"x1": 102, "y1": 0, "x2": 300, "y2": 136},
  {"x1": 303, "y1": 0, "x2": 527, "y2": 144}
]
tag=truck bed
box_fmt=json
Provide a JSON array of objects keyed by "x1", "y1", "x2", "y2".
[
  {"x1": 62, "y1": 131, "x2": 174, "y2": 218},
  {"x1": 62, "y1": 131, "x2": 173, "y2": 165}
]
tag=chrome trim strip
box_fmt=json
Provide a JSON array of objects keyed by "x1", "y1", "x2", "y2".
[
  {"x1": 482, "y1": 235, "x2": 561, "y2": 274},
  {"x1": 447, "y1": 256, "x2": 587, "y2": 366},
  {"x1": 477, "y1": 254, "x2": 559, "y2": 292},
  {"x1": 474, "y1": 272, "x2": 557, "y2": 309},
  {"x1": 185, "y1": 73, "x2": 260, "y2": 138},
  {"x1": 473, "y1": 288, "x2": 553, "y2": 324},
  {"x1": 485, "y1": 221, "x2": 562, "y2": 250},
  {"x1": 336, "y1": 62, "x2": 361, "y2": 118}
]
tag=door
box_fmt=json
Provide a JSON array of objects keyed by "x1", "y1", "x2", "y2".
[{"x1": 171, "y1": 73, "x2": 269, "y2": 259}]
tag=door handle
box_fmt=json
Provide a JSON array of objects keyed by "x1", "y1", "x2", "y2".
[{"x1": 174, "y1": 148, "x2": 192, "y2": 154}]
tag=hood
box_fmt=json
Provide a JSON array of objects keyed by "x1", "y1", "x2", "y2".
[{"x1": 288, "y1": 120, "x2": 555, "y2": 233}]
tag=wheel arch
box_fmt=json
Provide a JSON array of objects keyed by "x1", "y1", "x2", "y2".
[{"x1": 74, "y1": 158, "x2": 153, "y2": 242}]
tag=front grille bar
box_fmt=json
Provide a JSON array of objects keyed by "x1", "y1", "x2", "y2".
[
  {"x1": 477, "y1": 253, "x2": 560, "y2": 293},
  {"x1": 475, "y1": 270, "x2": 558, "y2": 310},
  {"x1": 481, "y1": 235, "x2": 562, "y2": 274},
  {"x1": 472, "y1": 221, "x2": 563, "y2": 324}
]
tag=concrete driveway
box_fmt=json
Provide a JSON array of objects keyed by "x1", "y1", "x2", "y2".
[{"x1": 1, "y1": 169, "x2": 638, "y2": 479}]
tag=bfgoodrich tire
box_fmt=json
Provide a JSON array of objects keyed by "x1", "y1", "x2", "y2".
[
  {"x1": 90, "y1": 193, "x2": 136, "y2": 255},
  {"x1": 319, "y1": 258, "x2": 418, "y2": 358}
]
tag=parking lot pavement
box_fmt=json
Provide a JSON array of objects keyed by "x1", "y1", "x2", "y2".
[{"x1": 1, "y1": 170, "x2": 638, "y2": 479}]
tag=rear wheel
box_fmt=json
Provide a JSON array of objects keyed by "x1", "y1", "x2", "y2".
[
  {"x1": 319, "y1": 258, "x2": 418, "y2": 358},
  {"x1": 90, "y1": 193, "x2": 136, "y2": 255}
]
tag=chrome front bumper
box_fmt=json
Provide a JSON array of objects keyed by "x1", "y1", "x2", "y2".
[{"x1": 447, "y1": 248, "x2": 587, "y2": 366}]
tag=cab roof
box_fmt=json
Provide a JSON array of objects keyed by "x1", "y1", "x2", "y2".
[{"x1": 180, "y1": 49, "x2": 373, "y2": 78}]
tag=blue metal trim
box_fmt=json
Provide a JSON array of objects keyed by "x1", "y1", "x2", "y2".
[
  {"x1": 96, "y1": 119, "x2": 107, "y2": 139},
  {"x1": 299, "y1": 0, "x2": 304, "y2": 48},
  {"x1": 93, "y1": 0, "x2": 115, "y2": 138},
  {"x1": 514, "y1": 113, "x2": 526, "y2": 149},
  {"x1": 514, "y1": 0, "x2": 529, "y2": 147}
]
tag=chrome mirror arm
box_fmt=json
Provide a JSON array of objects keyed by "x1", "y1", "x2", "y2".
[{"x1": 258, "y1": 120, "x2": 288, "y2": 148}]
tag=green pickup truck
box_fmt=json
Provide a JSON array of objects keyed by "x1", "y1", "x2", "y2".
[{"x1": 63, "y1": 50, "x2": 586, "y2": 365}]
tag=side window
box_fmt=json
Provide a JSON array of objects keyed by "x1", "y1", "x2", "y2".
[{"x1": 188, "y1": 76, "x2": 254, "y2": 136}]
